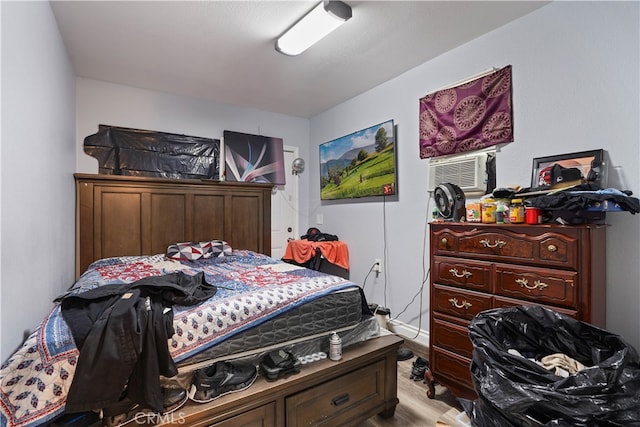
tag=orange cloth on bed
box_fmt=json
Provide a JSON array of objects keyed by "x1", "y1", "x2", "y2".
[{"x1": 283, "y1": 240, "x2": 349, "y2": 270}]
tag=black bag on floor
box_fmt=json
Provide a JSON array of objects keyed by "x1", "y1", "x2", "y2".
[{"x1": 468, "y1": 306, "x2": 640, "y2": 426}]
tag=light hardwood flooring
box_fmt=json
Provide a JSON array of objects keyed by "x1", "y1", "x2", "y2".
[{"x1": 359, "y1": 343, "x2": 462, "y2": 427}]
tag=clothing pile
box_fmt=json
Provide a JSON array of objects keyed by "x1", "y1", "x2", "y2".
[
  {"x1": 507, "y1": 349, "x2": 588, "y2": 378},
  {"x1": 467, "y1": 305, "x2": 640, "y2": 426},
  {"x1": 58, "y1": 272, "x2": 217, "y2": 417},
  {"x1": 301, "y1": 227, "x2": 339, "y2": 242},
  {"x1": 527, "y1": 184, "x2": 640, "y2": 214}
]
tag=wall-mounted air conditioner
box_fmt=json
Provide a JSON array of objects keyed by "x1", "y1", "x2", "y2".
[{"x1": 427, "y1": 148, "x2": 494, "y2": 194}]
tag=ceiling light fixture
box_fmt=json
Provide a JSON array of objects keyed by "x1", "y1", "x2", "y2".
[{"x1": 275, "y1": 1, "x2": 352, "y2": 56}]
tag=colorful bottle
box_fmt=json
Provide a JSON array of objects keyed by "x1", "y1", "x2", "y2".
[
  {"x1": 509, "y1": 199, "x2": 525, "y2": 223},
  {"x1": 481, "y1": 199, "x2": 496, "y2": 224}
]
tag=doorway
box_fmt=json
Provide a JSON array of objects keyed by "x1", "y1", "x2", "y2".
[{"x1": 271, "y1": 146, "x2": 300, "y2": 259}]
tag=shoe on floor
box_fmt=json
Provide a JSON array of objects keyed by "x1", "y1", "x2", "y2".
[
  {"x1": 397, "y1": 347, "x2": 414, "y2": 361},
  {"x1": 190, "y1": 360, "x2": 258, "y2": 403},
  {"x1": 410, "y1": 356, "x2": 429, "y2": 381}
]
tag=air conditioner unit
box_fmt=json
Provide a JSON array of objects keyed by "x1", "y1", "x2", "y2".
[{"x1": 427, "y1": 149, "x2": 493, "y2": 194}]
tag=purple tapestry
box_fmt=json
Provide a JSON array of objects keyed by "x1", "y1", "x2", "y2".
[{"x1": 419, "y1": 65, "x2": 513, "y2": 159}]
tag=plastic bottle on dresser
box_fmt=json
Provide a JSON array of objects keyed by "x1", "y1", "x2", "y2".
[
  {"x1": 509, "y1": 199, "x2": 525, "y2": 223},
  {"x1": 496, "y1": 203, "x2": 505, "y2": 224},
  {"x1": 329, "y1": 331, "x2": 342, "y2": 361},
  {"x1": 481, "y1": 199, "x2": 496, "y2": 224}
]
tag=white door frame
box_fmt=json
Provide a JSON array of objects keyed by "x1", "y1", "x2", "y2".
[{"x1": 271, "y1": 145, "x2": 300, "y2": 258}]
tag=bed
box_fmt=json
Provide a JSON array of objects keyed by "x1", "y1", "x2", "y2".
[{"x1": 0, "y1": 174, "x2": 400, "y2": 427}]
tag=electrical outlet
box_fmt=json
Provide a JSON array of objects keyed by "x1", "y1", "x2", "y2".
[{"x1": 373, "y1": 258, "x2": 382, "y2": 273}]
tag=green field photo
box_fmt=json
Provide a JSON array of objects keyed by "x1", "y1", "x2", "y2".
[{"x1": 320, "y1": 120, "x2": 396, "y2": 200}]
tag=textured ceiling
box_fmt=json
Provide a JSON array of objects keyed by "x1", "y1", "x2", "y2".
[{"x1": 51, "y1": 1, "x2": 548, "y2": 118}]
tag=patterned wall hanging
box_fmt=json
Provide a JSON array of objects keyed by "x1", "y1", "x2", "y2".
[{"x1": 419, "y1": 65, "x2": 513, "y2": 159}]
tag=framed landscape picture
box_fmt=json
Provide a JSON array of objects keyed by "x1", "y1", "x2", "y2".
[{"x1": 319, "y1": 120, "x2": 396, "y2": 200}]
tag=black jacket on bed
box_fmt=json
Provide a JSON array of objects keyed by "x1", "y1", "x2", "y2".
[{"x1": 60, "y1": 271, "x2": 216, "y2": 415}]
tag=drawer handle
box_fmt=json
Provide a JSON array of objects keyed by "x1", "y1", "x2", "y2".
[
  {"x1": 441, "y1": 238, "x2": 448, "y2": 246},
  {"x1": 331, "y1": 393, "x2": 350, "y2": 406},
  {"x1": 479, "y1": 238, "x2": 506, "y2": 249},
  {"x1": 449, "y1": 268, "x2": 472, "y2": 278},
  {"x1": 448, "y1": 298, "x2": 472, "y2": 309},
  {"x1": 516, "y1": 278, "x2": 549, "y2": 291},
  {"x1": 547, "y1": 244, "x2": 558, "y2": 252}
]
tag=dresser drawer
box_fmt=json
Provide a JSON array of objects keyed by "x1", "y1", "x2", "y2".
[
  {"x1": 432, "y1": 318, "x2": 473, "y2": 359},
  {"x1": 285, "y1": 360, "x2": 385, "y2": 426},
  {"x1": 494, "y1": 296, "x2": 579, "y2": 318},
  {"x1": 432, "y1": 284, "x2": 492, "y2": 321},
  {"x1": 433, "y1": 229, "x2": 460, "y2": 254},
  {"x1": 434, "y1": 226, "x2": 579, "y2": 269},
  {"x1": 433, "y1": 257, "x2": 491, "y2": 292},
  {"x1": 207, "y1": 403, "x2": 275, "y2": 427},
  {"x1": 431, "y1": 347, "x2": 473, "y2": 395},
  {"x1": 495, "y1": 263, "x2": 578, "y2": 308},
  {"x1": 536, "y1": 233, "x2": 578, "y2": 267}
]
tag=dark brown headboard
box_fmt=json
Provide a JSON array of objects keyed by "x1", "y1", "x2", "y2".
[{"x1": 74, "y1": 173, "x2": 272, "y2": 278}]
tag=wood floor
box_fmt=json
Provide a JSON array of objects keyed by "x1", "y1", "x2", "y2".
[{"x1": 359, "y1": 344, "x2": 462, "y2": 427}]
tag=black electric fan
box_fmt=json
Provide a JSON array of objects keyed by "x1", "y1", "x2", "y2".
[{"x1": 434, "y1": 183, "x2": 466, "y2": 221}]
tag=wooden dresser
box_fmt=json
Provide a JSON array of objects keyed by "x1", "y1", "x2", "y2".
[{"x1": 428, "y1": 222, "x2": 606, "y2": 400}]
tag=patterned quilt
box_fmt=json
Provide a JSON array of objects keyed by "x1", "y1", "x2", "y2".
[{"x1": 0, "y1": 250, "x2": 359, "y2": 427}]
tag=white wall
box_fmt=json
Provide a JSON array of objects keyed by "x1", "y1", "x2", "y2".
[
  {"x1": 76, "y1": 79, "x2": 311, "y2": 189},
  {"x1": 309, "y1": 1, "x2": 640, "y2": 349},
  {"x1": 1, "y1": 1, "x2": 76, "y2": 361},
  {"x1": 75, "y1": 79, "x2": 312, "y2": 231}
]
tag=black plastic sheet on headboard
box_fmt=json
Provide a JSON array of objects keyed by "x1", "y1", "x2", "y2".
[{"x1": 84, "y1": 125, "x2": 220, "y2": 180}]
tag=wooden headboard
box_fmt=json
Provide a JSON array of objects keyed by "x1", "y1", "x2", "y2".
[{"x1": 74, "y1": 173, "x2": 272, "y2": 278}]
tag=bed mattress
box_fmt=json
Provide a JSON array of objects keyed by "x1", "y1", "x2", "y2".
[
  {"x1": 1, "y1": 250, "x2": 371, "y2": 427},
  {"x1": 178, "y1": 286, "x2": 364, "y2": 367}
]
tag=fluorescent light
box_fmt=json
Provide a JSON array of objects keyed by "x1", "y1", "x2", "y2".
[{"x1": 276, "y1": 1, "x2": 352, "y2": 56}]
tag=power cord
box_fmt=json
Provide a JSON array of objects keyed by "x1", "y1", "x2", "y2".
[
  {"x1": 274, "y1": 188, "x2": 303, "y2": 215},
  {"x1": 389, "y1": 195, "x2": 433, "y2": 340},
  {"x1": 361, "y1": 262, "x2": 378, "y2": 290},
  {"x1": 382, "y1": 196, "x2": 389, "y2": 308},
  {"x1": 364, "y1": 197, "x2": 389, "y2": 299},
  {"x1": 391, "y1": 268, "x2": 430, "y2": 321}
]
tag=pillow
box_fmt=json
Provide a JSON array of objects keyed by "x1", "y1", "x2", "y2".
[
  {"x1": 209, "y1": 240, "x2": 233, "y2": 258},
  {"x1": 167, "y1": 240, "x2": 232, "y2": 260}
]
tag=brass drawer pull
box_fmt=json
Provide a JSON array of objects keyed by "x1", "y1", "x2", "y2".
[
  {"x1": 448, "y1": 298, "x2": 472, "y2": 309},
  {"x1": 479, "y1": 238, "x2": 506, "y2": 249},
  {"x1": 449, "y1": 268, "x2": 472, "y2": 279},
  {"x1": 332, "y1": 393, "x2": 350, "y2": 406},
  {"x1": 441, "y1": 238, "x2": 448, "y2": 246},
  {"x1": 516, "y1": 278, "x2": 549, "y2": 291},
  {"x1": 547, "y1": 244, "x2": 557, "y2": 252}
]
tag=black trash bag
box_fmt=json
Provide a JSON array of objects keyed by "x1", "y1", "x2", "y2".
[
  {"x1": 468, "y1": 306, "x2": 640, "y2": 427},
  {"x1": 84, "y1": 125, "x2": 220, "y2": 179}
]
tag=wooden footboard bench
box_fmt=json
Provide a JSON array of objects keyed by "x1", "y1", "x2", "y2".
[{"x1": 154, "y1": 335, "x2": 403, "y2": 426}]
